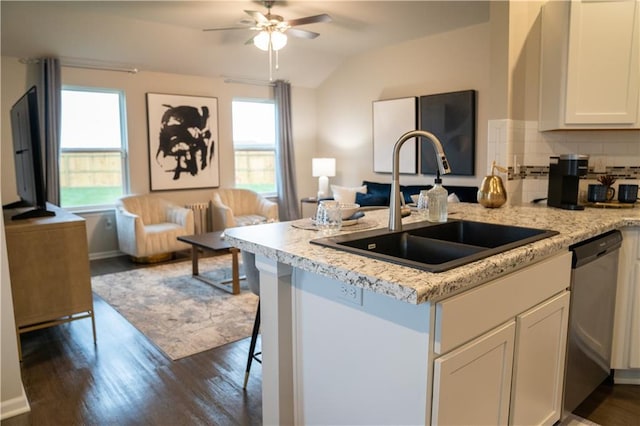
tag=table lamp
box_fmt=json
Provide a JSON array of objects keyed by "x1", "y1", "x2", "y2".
[{"x1": 312, "y1": 158, "x2": 336, "y2": 199}]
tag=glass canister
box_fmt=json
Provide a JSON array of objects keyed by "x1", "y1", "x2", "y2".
[{"x1": 315, "y1": 200, "x2": 342, "y2": 234}]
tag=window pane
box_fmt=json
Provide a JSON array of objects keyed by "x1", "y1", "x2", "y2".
[
  {"x1": 232, "y1": 100, "x2": 277, "y2": 193},
  {"x1": 234, "y1": 150, "x2": 276, "y2": 193},
  {"x1": 60, "y1": 88, "x2": 127, "y2": 208},
  {"x1": 60, "y1": 151, "x2": 124, "y2": 207},
  {"x1": 61, "y1": 91, "x2": 122, "y2": 149},
  {"x1": 232, "y1": 101, "x2": 275, "y2": 147}
]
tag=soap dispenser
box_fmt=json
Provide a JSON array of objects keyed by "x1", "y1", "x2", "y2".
[{"x1": 427, "y1": 173, "x2": 448, "y2": 222}]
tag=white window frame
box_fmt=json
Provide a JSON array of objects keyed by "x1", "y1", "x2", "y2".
[
  {"x1": 232, "y1": 98, "x2": 277, "y2": 196},
  {"x1": 60, "y1": 86, "x2": 129, "y2": 212}
]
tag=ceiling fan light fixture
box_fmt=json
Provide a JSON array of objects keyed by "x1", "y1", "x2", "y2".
[
  {"x1": 271, "y1": 30, "x2": 287, "y2": 51},
  {"x1": 254, "y1": 30, "x2": 271, "y2": 51},
  {"x1": 254, "y1": 29, "x2": 288, "y2": 52}
]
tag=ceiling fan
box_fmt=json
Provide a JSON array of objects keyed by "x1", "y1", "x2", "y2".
[{"x1": 203, "y1": 0, "x2": 332, "y2": 51}]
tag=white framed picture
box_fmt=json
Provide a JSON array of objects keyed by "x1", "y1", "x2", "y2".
[
  {"x1": 146, "y1": 93, "x2": 219, "y2": 191},
  {"x1": 372, "y1": 97, "x2": 418, "y2": 174}
]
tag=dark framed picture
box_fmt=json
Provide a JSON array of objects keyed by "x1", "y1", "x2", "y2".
[
  {"x1": 420, "y1": 90, "x2": 476, "y2": 176},
  {"x1": 146, "y1": 93, "x2": 219, "y2": 191},
  {"x1": 372, "y1": 97, "x2": 418, "y2": 174}
]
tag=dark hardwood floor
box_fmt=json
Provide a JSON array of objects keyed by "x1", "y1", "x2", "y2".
[
  {"x1": 2, "y1": 254, "x2": 262, "y2": 426},
  {"x1": 3, "y1": 255, "x2": 639, "y2": 425},
  {"x1": 573, "y1": 378, "x2": 640, "y2": 426}
]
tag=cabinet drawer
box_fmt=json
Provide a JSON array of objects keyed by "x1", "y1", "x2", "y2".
[{"x1": 434, "y1": 252, "x2": 571, "y2": 355}]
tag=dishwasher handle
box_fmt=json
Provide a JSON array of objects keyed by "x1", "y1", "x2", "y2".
[{"x1": 570, "y1": 230, "x2": 622, "y2": 269}]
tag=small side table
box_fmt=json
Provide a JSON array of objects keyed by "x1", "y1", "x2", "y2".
[{"x1": 300, "y1": 197, "x2": 319, "y2": 218}]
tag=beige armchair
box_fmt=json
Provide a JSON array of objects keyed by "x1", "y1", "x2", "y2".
[
  {"x1": 210, "y1": 188, "x2": 278, "y2": 231},
  {"x1": 115, "y1": 194, "x2": 194, "y2": 262}
]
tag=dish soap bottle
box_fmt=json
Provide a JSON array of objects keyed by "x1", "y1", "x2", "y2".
[{"x1": 427, "y1": 174, "x2": 448, "y2": 222}]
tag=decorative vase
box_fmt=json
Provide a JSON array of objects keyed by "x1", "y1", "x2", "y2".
[
  {"x1": 597, "y1": 174, "x2": 617, "y2": 202},
  {"x1": 477, "y1": 161, "x2": 507, "y2": 208}
]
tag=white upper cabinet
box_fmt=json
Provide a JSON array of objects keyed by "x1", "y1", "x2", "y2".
[{"x1": 539, "y1": 0, "x2": 640, "y2": 130}]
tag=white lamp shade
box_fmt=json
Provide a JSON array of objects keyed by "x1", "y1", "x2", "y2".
[
  {"x1": 312, "y1": 158, "x2": 336, "y2": 177},
  {"x1": 254, "y1": 30, "x2": 288, "y2": 52},
  {"x1": 270, "y1": 31, "x2": 288, "y2": 51},
  {"x1": 254, "y1": 31, "x2": 271, "y2": 51}
]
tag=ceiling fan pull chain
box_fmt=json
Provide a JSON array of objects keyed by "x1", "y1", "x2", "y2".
[
  {"x1": 268, "y1": 38, "x2": 273, "y2": 81},
  {"x1": 275, "y1": 49, "x2": 280, "y2": 71}
]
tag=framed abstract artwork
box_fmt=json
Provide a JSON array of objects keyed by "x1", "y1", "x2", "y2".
[
  {"x1": 372, "y1": 97, "x2": 418, "y2": 174},
  {"x1": 420, "y1": 90, "x2": 476, "y2": 176},
  {"x1": 146, "y1": 93, "x2": 219, "y2": 191}
]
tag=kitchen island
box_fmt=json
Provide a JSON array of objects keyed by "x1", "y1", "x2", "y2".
[{"x1": 224, "y1": 204, "x2": 639, "y2": 425}]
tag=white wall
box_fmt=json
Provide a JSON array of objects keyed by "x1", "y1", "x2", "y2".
[
  {"x1": 315, "y1": 22, "x2": 491, "y2": 190},
  {"x1": 2, "y1": 57, "x2": 318, "y2": 205},
  {"x1": 0, "y1": 213, "x2": 30, "y2": 419},
  {"x1": 1, "y1": 57, "x2": 318, "y2": 256}
]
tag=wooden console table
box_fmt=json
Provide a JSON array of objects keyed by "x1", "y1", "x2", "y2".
[{"x1": 4, "y1": 204, "x2": 96, "y2": 359}]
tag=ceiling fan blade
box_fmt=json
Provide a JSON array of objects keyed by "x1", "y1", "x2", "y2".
[
  {"x1": 203, "y1": 26, "x2": 252, "y2": 32},
  {"x1": 286, "y1": 27, "x2": 320, "y2": 40},
  {"x1": 287, "y1": 13, "x2": 332, "y2": 27},
  {"x1": 245, "y1": 35, "x2": 258, "y2": 45},
  {"x1": 245, "y1": 9, "x2": 268, "y2": 24}
]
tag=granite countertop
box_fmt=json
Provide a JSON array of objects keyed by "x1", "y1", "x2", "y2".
[{"x1": 223, "y1": 203, "x2": 640, "y2": 305}]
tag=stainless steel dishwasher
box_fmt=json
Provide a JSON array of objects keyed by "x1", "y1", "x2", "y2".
[{"x1": 562, "y1": 230, "x2": 623, "y2": 418}]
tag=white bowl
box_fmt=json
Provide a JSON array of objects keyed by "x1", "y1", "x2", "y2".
[{"x1": 339, "y1": 203, "x2": 360, "y2": 220}]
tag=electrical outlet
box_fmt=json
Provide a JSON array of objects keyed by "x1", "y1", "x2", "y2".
[
  {"x1": 105, "y1": 218, "x2": 113, "y2": 230},
  {"x1": 338, "y1": 283, "x2": 363, "y2": 305}
]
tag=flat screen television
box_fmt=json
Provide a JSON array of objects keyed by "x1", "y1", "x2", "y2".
[{"x1": 4, "y1": 86, "x2": 55, "y2": 220}]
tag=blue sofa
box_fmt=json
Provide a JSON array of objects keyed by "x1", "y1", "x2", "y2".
[{"x1": 355, "y1": 180, "x2": 479, "y2": 207}]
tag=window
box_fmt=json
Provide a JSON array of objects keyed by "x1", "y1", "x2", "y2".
[
  {"x1": 60, "y1": 88, "x2": 128, "y2": 209},
  {"x1": 232, "y1": 99, "x2": 276, "y2": 194}
]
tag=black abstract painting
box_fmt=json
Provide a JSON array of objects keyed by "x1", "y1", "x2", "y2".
[
  {"x1": 147, "y1": 93, "x2": 219, "y2": 191},
  {"x1": 420, "y1": 90, "x2": 476, "y2": 176}
]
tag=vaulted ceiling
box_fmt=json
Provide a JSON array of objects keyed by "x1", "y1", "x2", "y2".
[{"x1": 1, "y1": 1, "x2": 490, "y2": 88}]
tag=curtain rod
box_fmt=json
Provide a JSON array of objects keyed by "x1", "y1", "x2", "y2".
[
  {"x1": 19, "y1": 57, "x2": 139, "y2": 74},
  {"x1": 223, "y1": 76, "x2": 276, "y2": 87}
]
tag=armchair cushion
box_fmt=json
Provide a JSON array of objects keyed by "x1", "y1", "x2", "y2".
[
  {"x1": 115, "y1": 194, "x2": 194, "y2": 259},
  {"x1": 210, "y1": 188, "x2": 279, "y2": 231}
]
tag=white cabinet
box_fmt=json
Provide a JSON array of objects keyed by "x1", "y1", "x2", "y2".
[
  {"x1": 432, "y1": 252, "x2": 572, "y2": 425},
  {"x1": 510, "y1": 292, "x2": 570, "y2": 426},
  {"x1": 539, "y1": 0, "x2": 640, "y2": 130},
  {"x1": 432, "y1": 321, "x2": 515, "y2": 425},
  {"x1": 612, "y1": 226, "x2": 640, "y2": 383}
]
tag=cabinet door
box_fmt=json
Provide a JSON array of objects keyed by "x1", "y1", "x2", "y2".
[
  {"x1": 432, "y1": 321, "x2": 515, "y2": 426},
  {"x1": 510, "y1": 292, "x2": 570, "y2": 426},
  {"x1": 612, "y1": 227, "x2": 640, "y2": 370},
  {"x1": 565, "y1": 0, "x2": 640, "y2": 125}
]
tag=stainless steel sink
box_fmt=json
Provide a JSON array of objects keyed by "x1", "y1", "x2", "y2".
[{"x1": 310, "y1": 220, "x2": 558, "y2": 272}]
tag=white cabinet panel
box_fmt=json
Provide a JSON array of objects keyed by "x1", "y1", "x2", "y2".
[
  {"x1": 612, "y1": 227, "x2": 640, "y2": 374},
  {"x1": 510, "y1": 292, "x2": 570, "y2": 426},
  {"x1": 434, "y1": 252, "x2": 571, "y2": 354},
  {"x1": 432, "y1": 321, "x2": 515, "y2": 426},
  {"x1": 540, "y1": 0, "x2": 640, "y2": 129}
]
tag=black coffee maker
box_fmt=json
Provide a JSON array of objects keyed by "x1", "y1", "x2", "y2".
[{"x1": 547, "y1": 154, "x2": 589, "y2": 210}]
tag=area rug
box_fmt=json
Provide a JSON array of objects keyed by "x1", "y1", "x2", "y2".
[{"x1": 91, "y1": 254, "x2": 258, "y2": 360}]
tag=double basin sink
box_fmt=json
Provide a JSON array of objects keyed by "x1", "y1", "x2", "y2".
[{"x1": 311, "y1": 219, "x2": 558, "y2": 272}]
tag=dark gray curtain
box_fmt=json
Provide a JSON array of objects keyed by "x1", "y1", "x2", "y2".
[
  {"x1": 274, "y1": 80, "x2": 300, "y2": 220},
  {"x1": 38, "y1": 58, "x2": 62, "y2": 206}
]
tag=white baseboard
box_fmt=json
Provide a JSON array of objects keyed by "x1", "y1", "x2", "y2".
[
  {"x1": 1, "y1": 385, "x2": 30, "y2": 420},
  {"x1": 613, "y1": 369, "x2": 640, "y2": 385},
  {"x1": 89, "y1": 250, "x2": 123, "y2": 261}
]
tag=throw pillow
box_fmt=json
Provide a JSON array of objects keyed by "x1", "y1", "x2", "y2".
[
  {"x1": 356, "y1": 193, "x2": 388, "y2": 207},
  {"x1": 331, "y1": 184, "x2": 367, "y2": 204}
]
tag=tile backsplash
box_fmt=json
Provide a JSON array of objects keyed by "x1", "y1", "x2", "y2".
[{"x1": 488, "y1": 119, "x2": 640, "y2": 204}]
